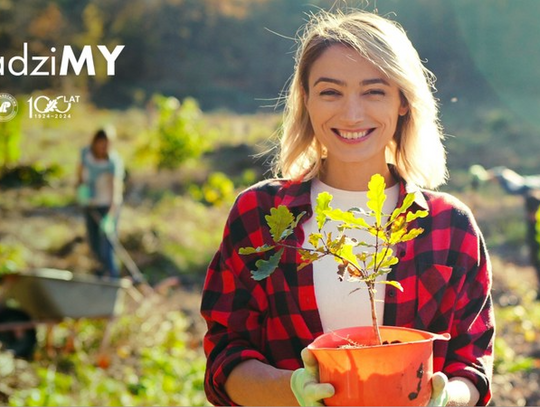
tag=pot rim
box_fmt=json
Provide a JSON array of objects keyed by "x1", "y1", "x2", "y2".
[{"x1": 308, "y1": 325, "x2": 451, "y2": 351}]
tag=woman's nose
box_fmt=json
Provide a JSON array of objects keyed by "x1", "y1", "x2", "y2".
[{"x1": 342, "y1": 96, "x2": 365, "y2": 122}]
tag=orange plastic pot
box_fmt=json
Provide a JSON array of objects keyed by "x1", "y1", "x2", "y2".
[{"x1": 308, "y1": 326, "x2": 450, "y2": 406}]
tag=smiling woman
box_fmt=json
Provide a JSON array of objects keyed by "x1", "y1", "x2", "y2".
[{"x1": 201, "y1": 9, "x2": 494, "y2": 407}]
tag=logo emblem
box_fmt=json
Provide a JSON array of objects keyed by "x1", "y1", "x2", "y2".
[
  {"x1": 27, "y1": 95, "x2": 80, "y2": 119},
  {"x1": 0, "y1": 93, "x2": 18, "y2": 122}
]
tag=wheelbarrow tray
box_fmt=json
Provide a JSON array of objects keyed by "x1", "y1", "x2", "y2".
[{"x1": 1, "y1": 268, "x2": 130, "y2": 320}]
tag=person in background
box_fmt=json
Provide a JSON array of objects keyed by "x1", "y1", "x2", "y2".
[
  {"x1": 201, "y1": 9, "x2": 494, "y2": 407},
  {"x1": 76, "y1": 127, "x2": 124, "y2": 279},
  {"x1": 471, "y1": 164, "x2": 540, "y2": 299}
]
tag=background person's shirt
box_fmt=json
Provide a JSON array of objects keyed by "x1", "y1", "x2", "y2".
[{"x1": 80, "y1": 146, "x2": 124, "y2": 207}]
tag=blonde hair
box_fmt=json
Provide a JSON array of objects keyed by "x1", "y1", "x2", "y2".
[{"x1": 275, "y1": 10, "x2": 447, "y2": 189}]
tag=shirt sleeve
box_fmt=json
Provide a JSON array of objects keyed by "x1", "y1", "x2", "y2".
[
  {"x1": 443, "y1": 209, "x2": 495, "y2": 406},
  {"x1": 200, "y1": 190, "x2": 271, "y2": 406}
]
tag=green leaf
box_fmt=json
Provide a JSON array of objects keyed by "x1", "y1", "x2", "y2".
[
  {"x1": 266, "y1": 206, "x2": 295, "y2": 242},
  {"x1": 239, "y1": 244, "x2": 275, "y2": 255},
  {"x1": 356, "y1": 251, "x2": 368, "y2": 263},
  {"x1": 328, "y1": 233, "x2": 346, "y2": 253},
  {"x1": 292, "y1": 211, "x2": 307, "y2": 228},
  {"x1": 379, "y1": 249, "x2": 399, "y2": 269},
  {"x1": 389, "y1": 193, "x2": 415, "y2": 222},
  {"x1": 367, "y1": 174, "x2": 386, "y2": 226},
  {"x1": 378, "y1": 280, "x2": 404, "y2": 291},
  {"x1": 308, "y1": 233, "x2": 323, "y2": 248},
  {"x1": 250, "y1": 248, "x2": 284, "y2": 281},
  {"x1": 367, "y1": 226, "x2": 387, "y2": 242},
  {"x1": 315, "y1": 192, "x2": 333, "y2": 230},
  {"x1": 405, "y1": 210, "x2": 429, "y2": 223},
  {"x1": 400, "y1": 227, "x2": 425, "y2": 242},
  {"x1": 388, "y1": 228, "x2": 406, "y2": 245},
  {"x1": 299, "y1": 249, "x2": 322, "y2": 265},
  {"x1": 326, "y1": 208, "x2": 370, "y2": 229},
  {"x1": 390, "y1": 214, "x2": 406, "y2": 233},
  {"x1": 349, "y1": 206, "x2": 369, "y2": 215},
  {"x1": 336, "y1": 242, "x2": 361, "y2": 269},
  {"x1": 366, "y1": 247, "x2": 397, "y2": 271}
]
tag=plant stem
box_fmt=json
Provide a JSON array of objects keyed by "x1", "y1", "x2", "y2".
[{"x1": 367, "y1": 283, "x2": 383, "y2": 346}]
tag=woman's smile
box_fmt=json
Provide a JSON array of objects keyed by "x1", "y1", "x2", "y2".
[{"x1": 332, "y1": 128, "x2": 374, "y2": 142}]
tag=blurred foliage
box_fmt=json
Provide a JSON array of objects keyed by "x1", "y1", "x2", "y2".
[
  {"x1": 494, "y1": 290, "x2": 540, "y2": 375},
  {"x1": 149, "y1": 193, "x2": 227, "y2": 275},
  {"x1": 134, "y1": 95, "x2": 209, "y2": 170},
  {"x1": 3, "y1": 0, "x2": 540, "y2": 114},
  {"x1": 189, "y1": 172, "x2": 236, "y2": 207},
  {"x1": 0, "y1": 164, "x2": 63, "y2": 189},
  {"x1": 0, "y1": 243, "x2": 26, "y2": 275},
  {"x1": 0, "y1": 104, "x2": 23, "y2": 170},
  {"x1": 2, "y1": 306, "x2": 208, "y2": 406},
  {"x1": 26, "y1": 188, "x2": 73, "y2": 208},
  {"x1": 444, "y1": 108, "x2": 540, "y2": 189}
]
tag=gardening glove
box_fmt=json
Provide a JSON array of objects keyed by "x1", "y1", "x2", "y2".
[
  {"x1": 100, "y1": 213, "x2": 115, "y2": 237},
  {"x1": 291, "y1": 348, "x2": 335, "y2": 406},
  {"x1": 427, "y1": 372, "x2": 449, "y2": 407},
  {"x1": 76, "y1": 184, "x2": 91, "y2": 206}
]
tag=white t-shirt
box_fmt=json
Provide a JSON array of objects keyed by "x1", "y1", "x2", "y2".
[{"x1": 304, "y1": 178, "x2": 399, "y2": 333}]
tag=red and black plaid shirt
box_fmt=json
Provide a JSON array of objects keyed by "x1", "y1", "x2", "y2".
[{"x1": 201, "y1": 176, "x2": 494, "y2": 406}]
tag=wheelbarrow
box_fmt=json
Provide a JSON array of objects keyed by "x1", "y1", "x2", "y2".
[{"x1": 0, "y1": 268, "x2": 132, "y2": 358}]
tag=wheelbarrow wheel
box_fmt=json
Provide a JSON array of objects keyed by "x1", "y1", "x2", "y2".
[{"x1": 0, "y1": 307, "x2": 37, "y2": 359}]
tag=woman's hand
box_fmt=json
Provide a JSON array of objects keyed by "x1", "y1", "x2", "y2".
[
  {"x1": 428, "y1": 372, "x2": 449, "y2": 406},
  {"x1": 290, "y1": 348, "x2": 335, "y2": 406}
]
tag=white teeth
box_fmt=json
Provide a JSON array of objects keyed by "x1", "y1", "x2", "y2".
[{"x1": 338, "y1": 130, "x2": 369, "y2": 140}]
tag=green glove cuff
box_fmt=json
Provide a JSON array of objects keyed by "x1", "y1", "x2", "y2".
[
  {"x1": 76, "y1": 184, "x2": 91, "y2": 205},
  {"x1": 100, "y1": 214, "x2": 115, "y2": 236}
]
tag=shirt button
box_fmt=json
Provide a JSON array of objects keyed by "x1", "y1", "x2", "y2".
[{"x1": 388, "y1": 290, "x2": 396, "y2": 298}]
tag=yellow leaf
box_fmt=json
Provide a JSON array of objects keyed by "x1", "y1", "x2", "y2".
[
  {"x1": 390, "y1": 193, "x2": 415, "y2": 222},
  {"x1": 400, "y1": 228, "x2": 425, "y2": 242},
  {"x1": 315, "y1": 192, "x2": 333, "y2": 230},
  {"x1": 336, "y1": 243, "x2": 360, "y2": 269},
  {"x1": 326, "y1": 208, "x2": 370, "y2": 229},
  {"x1": 406, "y1": 210, "x2": 429, "y2": 223},
  {"x1": 367, "y1": 174, "x2": 386, "y2": 226},
  {"x1": 379, "y1": 280, "x2": 404, "y2": 291},
  {"x1": 308, "y1": 233, "x2": 323, "y2": 248}
]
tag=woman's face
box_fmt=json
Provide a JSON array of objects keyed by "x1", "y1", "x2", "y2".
[
  {"x1": 92, "y1": 139, "x2": 109, "y2": 159},
  {"x1": 305, "y1": 44, "x2": 407, "y2": 173}
]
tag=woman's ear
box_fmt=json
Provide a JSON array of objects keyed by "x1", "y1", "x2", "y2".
[
  {"x1": 398, "y1": 93, "x2": 409, "y2": 116},
  {"x1": 399, "y1": 104, "x2": 409, "y2": 117}
]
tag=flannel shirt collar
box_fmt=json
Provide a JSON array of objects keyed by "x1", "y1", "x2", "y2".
[{"x1": 280, "y1": 165, "x2": 429, "y2": 215}]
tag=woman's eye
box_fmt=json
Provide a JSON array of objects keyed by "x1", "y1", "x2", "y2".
[
  {"x1": 319, "y1": 89, "x2": 341, "y2": 97},
  {"x1": 365, "y1": 89, "x2": 385, "y2": 96}
]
